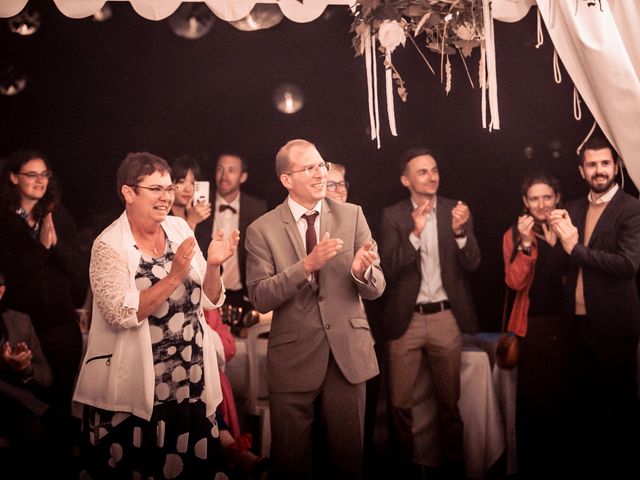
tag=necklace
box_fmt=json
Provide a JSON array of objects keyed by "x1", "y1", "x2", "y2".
[{"x1": 136, "y1": 229, "x2": 162, "y2": 256}]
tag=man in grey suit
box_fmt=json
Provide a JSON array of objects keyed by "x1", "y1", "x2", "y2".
[
  {"x1": 245, "y1": 139, "x2": 385, "y2": 479},
  {"x1": 379, "y1": 148, "x2": 480, "y2": 478}
]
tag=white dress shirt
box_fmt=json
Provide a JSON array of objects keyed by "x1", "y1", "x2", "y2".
[{"x1": 214, "y1": 193, "x2": 242, "y2": 291}]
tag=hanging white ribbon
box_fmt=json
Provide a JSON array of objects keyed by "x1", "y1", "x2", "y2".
[
  {"x1": 535, "y1": 7, "x2": 544, "y2": 48},
  {"x1": 573, "y1": 85, "x2": 582, "y2": 121},
  {"x1": 553, "y1": 49, "x2": 562, "y2": 83},
  {"x1": 363, "y1": 28, "x2": 381, "y2": 148},
  {"x1": 364, "y1": 28, "x2": 377, "y2": 145},
  {"x1": 481, "y1": 0, "x2": 500, "y2": 131},
  {"x1": 385, "y1": 51, "x2": 398, "y2": 137}
]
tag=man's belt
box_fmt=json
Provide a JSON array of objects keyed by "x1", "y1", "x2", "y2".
[{"x1": 414, "y1": 301, "x2": 451, "y2": 315}]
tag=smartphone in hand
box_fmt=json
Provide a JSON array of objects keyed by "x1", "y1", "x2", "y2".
[{"x1": 193, "y1": 181, "x2": 210, "y2": 206}]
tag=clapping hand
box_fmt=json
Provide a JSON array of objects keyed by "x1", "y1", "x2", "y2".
[
  {"x1": 548, "y1": 209, "x2": 579, "y2": 254},
  {"x1": 303, "y1": 232, "x2": 343, "y2": 275},
  {"x1": 207, "y1": 229, "x2": 240, "y2": 267},
  {"x1": 171, "y1": 237, "x2": 197, "y2": 281},
  {"x1": 39, "y1": 212, "x2": 58, "y2": 249},
  {"x1": 352, "y1": 240, "x2": 378, "y2": 282},
  {"x1": 411, "y1": 199, "x2": 434, "y2": 237},
  {"x1": 451, "y1": 201, "x2": 470, "y2": 236},
  {"x1": 1, "y1": 341, "x2": 33, "y2": 372},
  {"x1": 517, "y1": 215, "x2": 535, "y2": 246}
]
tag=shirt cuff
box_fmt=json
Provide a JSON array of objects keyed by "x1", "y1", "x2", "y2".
[
  {"x1": 352, "y1": 265, "x2": 373, "y2": 284},
  {"x1": 409, "y1": 233, "x2": 421, "y2": 249},
  {"x1": 455, "y1": 236, "x2": 467, "y2": 249}
]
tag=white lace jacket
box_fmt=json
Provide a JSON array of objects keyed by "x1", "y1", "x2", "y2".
[{"x1": 73, "y1": 211, "x2": 225, "y2": 420}]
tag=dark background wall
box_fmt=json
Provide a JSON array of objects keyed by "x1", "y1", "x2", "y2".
[{"x1": 3, "y1": 2, "x2": 627, "y2": 332}]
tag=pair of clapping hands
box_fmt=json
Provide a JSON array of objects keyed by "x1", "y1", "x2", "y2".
[
  {"x1": 1, "y1": 341, "x2": 33, "y2": 374},
  {"x1": 412, "y1": 199, "x2": 470, "y2": 237},
  {"x1": 302, "y1": 234, "x2": 377, "y2": 283},
  {"x1": 517, "y1": 209, "x2": 579, "y2": 254},
  {"x1": 169, "y1": 230, "x2": 241, "y2": 281}
]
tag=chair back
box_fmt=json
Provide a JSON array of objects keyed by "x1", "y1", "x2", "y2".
[{"x1": 246, "y1": 321, "x2": 271, "y2": 414}]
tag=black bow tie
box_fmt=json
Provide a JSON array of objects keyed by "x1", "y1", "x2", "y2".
[{"x1": 218, "y1": 204, "x2": 237, "y2": 214}]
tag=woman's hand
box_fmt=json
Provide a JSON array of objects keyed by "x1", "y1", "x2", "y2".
[
  {"x1": 39, "y1": 212, "x2": 58, "y2": 249},
  {"x1": 1, "y1": 341, "x2": 32, "y2": 372},
  {"x1": 170, "y1": 237, "x2": 196, "y2": 281},
  {"x1": 186, "y1": 202, "x2": 212, "y2": 230},
  {"x1": 517, "y1": 214, "x2": 534, "y2": 247},
  {"x1": 207, "y1": 229, "x2": 240, "y2": 267}
]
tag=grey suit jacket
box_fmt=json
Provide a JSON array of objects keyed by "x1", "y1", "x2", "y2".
[
  {"x1": 379, "y1": 196, "x2": 481, "y2": 340},
  {"x1": 245, "y1": 198, "x2": 385, "y2": 392}
]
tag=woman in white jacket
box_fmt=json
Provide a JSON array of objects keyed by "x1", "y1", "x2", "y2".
[{"x1": 74, "y1": 152, "x2": 239, "y2": 479}]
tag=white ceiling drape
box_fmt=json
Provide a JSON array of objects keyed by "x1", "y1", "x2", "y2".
[
  {"x1": 535, "y1": 0, "x2": 640, "y2": 188},
  {"x1": 0, "y1": 0, "x2": 353, "y2": 22}
]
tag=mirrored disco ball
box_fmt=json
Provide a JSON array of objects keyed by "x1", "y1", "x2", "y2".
[
  {"x1": 229, "y1": 4, "x2": 284, "y2": 32},
  {"x1": 168, "y1": 4, "x2": 216, "y2": 40},
  {"x1": 0, "y1": 67, "x2": 27, "y2": 96},
  {"x1": 8, "y1": 7, "x2": 41, "y2": 36},
  {"x1": 273, "y1": 83, "x2": 304, "y2": 114},
  {"x1": 93, "y1": 4, "x2": 113, "y2": 22}
]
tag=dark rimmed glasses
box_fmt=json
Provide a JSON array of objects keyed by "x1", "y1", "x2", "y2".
[{"x1": 326, "y1": 180, "x2": 349, "y2": 191}]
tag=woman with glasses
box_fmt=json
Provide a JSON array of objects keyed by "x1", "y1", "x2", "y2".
[
  {"x1": 169, "y1": 155, "x2": 211, "y2": 231},
  {"x1": 73, "y1": 152, "x2": 239, "y2": 479},
  {"x1": 0, "y1": 149, "x2": 83, "y2": 419},
  {"x1": 502, "y1": 171, "x2": 570, "y2": 478},
  {"x1": 325, "y1": 162, "x2": 350, "y2": 203}
]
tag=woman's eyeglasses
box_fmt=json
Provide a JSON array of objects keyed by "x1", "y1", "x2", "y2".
[
  {"x1": 130, "y1": 185, "x2": 178, "y2": 196},
  {"x1": 17, "y1": 171, "x2": 53, "y2": 180}
]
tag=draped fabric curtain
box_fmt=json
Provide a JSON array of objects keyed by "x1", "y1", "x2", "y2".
[
  {"x1": 0, "y1": 0, "x2": 353, "y2": 22},
  {"x1": 535, "y1": 0, "x2": 640, "y2": 188}
]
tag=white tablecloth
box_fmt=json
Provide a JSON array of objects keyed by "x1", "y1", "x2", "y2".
[
  {"x1": 225, "y1": 336, "x2": 268, "y2": 403},
  {"x1": 412, "y1": 347, "x2": 506, "y2": 479}
]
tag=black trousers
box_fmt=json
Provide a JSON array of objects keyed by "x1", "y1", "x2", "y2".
[{"x1": 566, "y1": 315, "x2": 640, "y2": 478}]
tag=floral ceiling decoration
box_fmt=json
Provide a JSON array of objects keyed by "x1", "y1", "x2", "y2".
[{"x1": 351, "y1": 0, "x2": 499, "y2": 147}]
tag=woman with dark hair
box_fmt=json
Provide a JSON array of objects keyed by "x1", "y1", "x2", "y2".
[
  {"x1": 170, "y1": 155, "x2": 211, "y2": 232},
  {"x1": 502, "y1": 171, "x2": 570, "y2": 478},
  {"x1": 73, "y1": 151, "x2": 239, "y2": 478},
  {"x1": 0, "y1": 149, "x2": 82, "y2": 416}
]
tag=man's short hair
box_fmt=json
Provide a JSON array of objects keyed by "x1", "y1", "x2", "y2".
[
  {"x1": 275, "y1": 139, "x2": 316, "y2": 177},
  {"x1": 578, "y1": 136, "x2": 617, "y2": 165},
  {"x1": 116, "y1": 152, "x2": 171, "y2": 203},
  {"x1": 399, "y1": 147, "x2": 436, "y2": 175},
  {"x1": 331, "y1": 163, "x2": 346, "y2": 176},
  {"x1": 217, "y1": 152, "x2": 247, "y2": 173}
]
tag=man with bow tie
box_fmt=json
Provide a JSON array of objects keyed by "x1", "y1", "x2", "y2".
[{"x1": 195, "y1": 152, "x2": 268, "y2": 312}]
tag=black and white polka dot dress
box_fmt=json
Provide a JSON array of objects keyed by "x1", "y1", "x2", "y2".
[{"x1": 82, "y1": 243, "x2": 227, "y2": 479}]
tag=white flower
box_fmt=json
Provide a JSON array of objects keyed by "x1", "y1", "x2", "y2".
[
  {"x1": 455, "y1": 22, "x2": 477, "y2": 41},
  {"x1": 377, "y1": 20, "x2": 406, "y2": 53}
]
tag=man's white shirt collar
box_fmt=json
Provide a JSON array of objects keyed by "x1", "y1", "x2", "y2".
[
  {"x1": 588, "y1": 183, "x2": 618, "y2": 205},
  {"x1": 288, "y1": 196, "x2": 322, "y2": 221}
]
